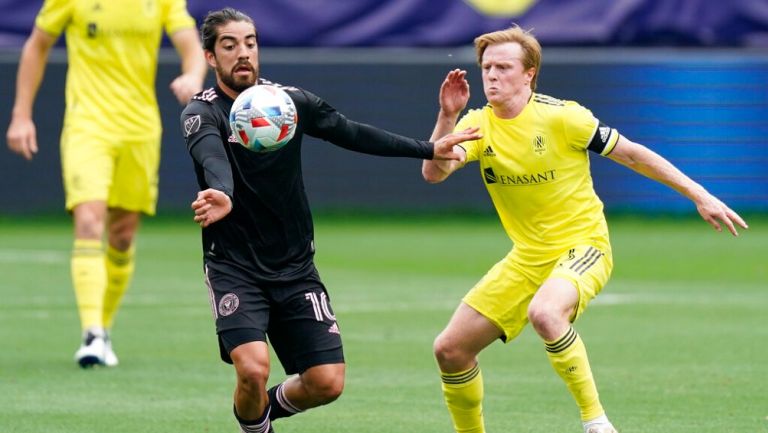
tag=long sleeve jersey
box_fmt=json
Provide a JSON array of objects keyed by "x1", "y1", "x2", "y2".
[{"x1": 180, "y1": 80, "x2": 434, "y2": 283}]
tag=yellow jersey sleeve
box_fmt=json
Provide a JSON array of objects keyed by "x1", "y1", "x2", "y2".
[
  {"x1": 562, "y1": 101, "x2": 619, "y2": 156},
  {"x1": 35, "y1": 0, "x2": 73, "y2": 38},
  {"x1": 163, "y1": 0, "x2": 196, "y2": 35}
]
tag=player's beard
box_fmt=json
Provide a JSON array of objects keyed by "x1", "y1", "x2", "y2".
[{"x1": 219, "y1": 61, "x2": 259, "y2": 92}]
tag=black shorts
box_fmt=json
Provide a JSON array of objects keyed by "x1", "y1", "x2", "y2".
[{"x1": 204, "y1": 261, "x2": 344, "y2": 375}]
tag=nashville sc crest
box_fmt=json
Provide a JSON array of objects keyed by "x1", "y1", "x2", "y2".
[{"x1": 533, "y1": 134, "x2": 547, "y2": 156}]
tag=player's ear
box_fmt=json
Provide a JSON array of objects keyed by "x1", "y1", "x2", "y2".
[{"x1": 204, "y1": 50, "x2": 217, "y2": 68}]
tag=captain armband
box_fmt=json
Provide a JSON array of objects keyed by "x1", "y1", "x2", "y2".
[{"x1": 586, "y1": 122, "x2": 619, "y2": 156}]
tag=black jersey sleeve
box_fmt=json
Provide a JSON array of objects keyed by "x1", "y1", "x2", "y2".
[
  {"x1": 181, "y1": 102, "x2": 234, "y2": 197},
  {"x1": 294, "y1": 88, "x2": 434, "y2": 159}
]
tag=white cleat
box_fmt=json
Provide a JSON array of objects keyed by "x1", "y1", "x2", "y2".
[
  {"x1": 104, "y1": 334, "x2": 119, "y2": 367},
  {"x1": 74, "y1": 328, "x2": 106, "y2": 368},
  {"x1": 585, "y1": 425, "x2": 617, "y2": 433},
  {"x1": 584, "y1": 415, "x2": 618, "y2": 433}
]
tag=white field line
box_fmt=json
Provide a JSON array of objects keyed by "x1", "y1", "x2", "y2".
[
  {"x1": 0, "y1": 249, "x2": 68, "y2": 264},
  {"x1": 2, "y1": 291, "x2": 763, "y2": 320},
  {"x1": 332, "y1": 290, "x2": 766, "y2": 313}
]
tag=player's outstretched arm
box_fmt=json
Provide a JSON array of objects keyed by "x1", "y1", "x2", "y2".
[
  {"x1": 169, "y1": 28, "x2": 206, "y2": 105},
  {"x1": 192, "y1": 188, "x2": 233, "y2": 228},
  {"x1": 423, "y1": 69, "x2": 472, "y2": 183},
  {"x1": 6, "y1": 27, "x2": 56, "y2": 160},
  {"x1": 607, "y1": 135, "x2": 748, "y2": 236}
]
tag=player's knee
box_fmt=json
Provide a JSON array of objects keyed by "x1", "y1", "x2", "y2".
[
  {"x1": 433, "y1": 334, "x2": 465, "y2": 370},
  {"x1": 73, "y1": 203, "x2": 107, "y2": 239},
  {"x1": 108, "y1": 213, "x2": 140, "y2": 250},
  {"x1": 236, "y1": 362, "x2": 270, "y2": 397},
  {"x1": 108, "y1": 222, "x2": 136, "y2": 251},
  {"x1": 305, "y1": 373, "x2": 344, "y2": 404},
  {"x1": 74, "y1": 215, "x2": 105, "y2": 240},
  {"x1": 527, "y1": 302, "x2": 562, "y2": 336}
]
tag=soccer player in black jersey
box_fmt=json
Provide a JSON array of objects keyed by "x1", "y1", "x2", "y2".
[{"x1": 180, "y1": 8, "x2": 480, "y2": 433}]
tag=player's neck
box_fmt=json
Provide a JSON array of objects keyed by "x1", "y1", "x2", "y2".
[
  {"x1": 217, "y1": 80, "x2": 240, "y2": 100},
  {"x1": 491, "y1": 88, "x2": 532, "y2": 119}
]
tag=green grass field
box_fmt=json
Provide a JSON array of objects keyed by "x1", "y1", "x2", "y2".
[{"x1": 1, "y1": 214, "x2": 766, "y2": 433}]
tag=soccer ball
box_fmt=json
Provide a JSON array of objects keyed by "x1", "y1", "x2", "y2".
[{"x1": 229, "y1": 84, "x2": 298, "y2": 152}]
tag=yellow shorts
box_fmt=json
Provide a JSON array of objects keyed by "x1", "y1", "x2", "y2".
[
  {"x1": 61, "y1": 129, "x2": 160, "y2": 215},
  {"x1": 463, "y1": 242, "x2": 613, "y2": 342}
]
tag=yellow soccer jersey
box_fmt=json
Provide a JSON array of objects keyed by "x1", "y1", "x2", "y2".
[
  {"x1": 35, "y1": 0, "x2": 196, "y2": 140},
  {"x1": 456, "y1": 94, "x2": 619, "y2": 264}
]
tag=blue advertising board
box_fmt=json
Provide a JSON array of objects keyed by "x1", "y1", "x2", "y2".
[{"x1": 0, "y1": 0, "x2": 767, "y2": 48}]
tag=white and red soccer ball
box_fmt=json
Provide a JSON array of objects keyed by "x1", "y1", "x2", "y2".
[{"x1": 229, "y1": 84, "x2": 298, "y2": 152}]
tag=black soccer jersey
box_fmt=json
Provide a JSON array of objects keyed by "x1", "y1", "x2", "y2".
[{"x1": 181, "y1": 80, "x2": 434, "y2": 282}]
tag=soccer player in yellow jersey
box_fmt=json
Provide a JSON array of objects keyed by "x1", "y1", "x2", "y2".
[
  {"x1": 6, "y1": 0, "x2": 206, "y2": 368},
  {"x1": 422, "y1": 26, "x2": 748, "y2": 433}
]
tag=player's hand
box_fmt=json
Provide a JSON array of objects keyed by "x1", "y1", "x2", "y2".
[
  {"x1": 170, "y1": 72, "x2": 204, "y2": 105},
  {"x1": 439, "y1": 69, "x2": 470, "y2": 118},
  {"x1": 695, "y1": 192, "x2": 748, "y2": 236},
  {"x1": 432, "y1": 127, "x2": 480, "y2": 161},
  {"x1": 6, "y1": 116, "x2": 38, "y2": 160},
  {"x1": 192, "y1": 188, "x2": 233, "y2": 228}
]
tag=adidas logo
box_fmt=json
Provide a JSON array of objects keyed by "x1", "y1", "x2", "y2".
[
  {"x1": 228, "y1": 133, "x2": 239, "y2": 143},
  {"x1": 483, "y1": 145, "x2": 496, "y2": 157},
  {"x1": 599, "y1": 126, "x2": 610, "y2": 143},
  {"x1": 328, "y1": 322, "x2": 340, "y2": 335}
]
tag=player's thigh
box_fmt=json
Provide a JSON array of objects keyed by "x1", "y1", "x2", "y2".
[
  {"x1": 549, "y1": 243, "x2": 613, "y2": 321},
  {"x1": 463, "y1": 252, "x2": 543, "y2": 343},
  {"x1": 109, "y1": 135, "x2": 161, "y2": 215},
  {"x1": 204, "y1": 262, "x2": 271, "y2": 364},
  {"x1": 268, "y1": 282, "x2": 343, "y2": 375},
  {"x1": 61, "y1": 129, "x2": 114, "y2": 211}
]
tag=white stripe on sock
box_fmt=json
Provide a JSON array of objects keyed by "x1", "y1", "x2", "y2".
[
  {"x1": 277, "y1": 383, "x2": 302, "y2": 414},
  {"x1": 238, "y1": 407, "x2": 271, "y2": 433}
]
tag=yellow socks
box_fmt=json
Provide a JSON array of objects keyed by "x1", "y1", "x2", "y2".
[
  {"x1": 102, "y1": 245, "x2": 135, "y2": 329},
  {"x1": 72, "y1": 240, "x2": 135, "y2": 332},
  {"x1": 440, "y1": 363, "x2": 485, "y2": 433},
  {"x1": 545, "y1": 326, "x2": 604, "y2": 421},
  {"x1": 71, "y1": 239, "x2": 106, "y2": 331}
]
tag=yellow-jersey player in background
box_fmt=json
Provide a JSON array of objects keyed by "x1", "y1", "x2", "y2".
[
  {"x1": 422, "y1": 26, "x2": 748, "y2": 433},
  {"x1": 5, "y1": 0, "x2": 206, "y2": 368}
]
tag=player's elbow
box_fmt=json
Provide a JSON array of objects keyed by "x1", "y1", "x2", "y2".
[{"x1": 422, "y1": 163, "x2": 447, "y2": 184}]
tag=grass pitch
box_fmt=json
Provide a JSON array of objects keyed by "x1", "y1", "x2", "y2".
[{"x1": 0, "y1": 214, "x2": 766, "y2": 433}]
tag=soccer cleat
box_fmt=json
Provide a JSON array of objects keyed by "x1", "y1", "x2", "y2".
[
  {"x1": 74, "y1": 328, "x2": 106, "y2": 368},
  {"x1": 103, "y1": 333, "x2": 119, "y2": 367},
  {"x1": 584, "y1": 415, "x2": 617, "y2": 433},
  {"x1": 585, "y1": 422, "x2": 618, "y2": 433}
]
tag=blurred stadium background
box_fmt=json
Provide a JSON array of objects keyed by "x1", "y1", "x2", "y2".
[
  {"x1": 1, "y1": 0, "x2": 767, "y2": 214},
  {"x1": 0, "y1": 1, "x2": 766, "y2": 433}
]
